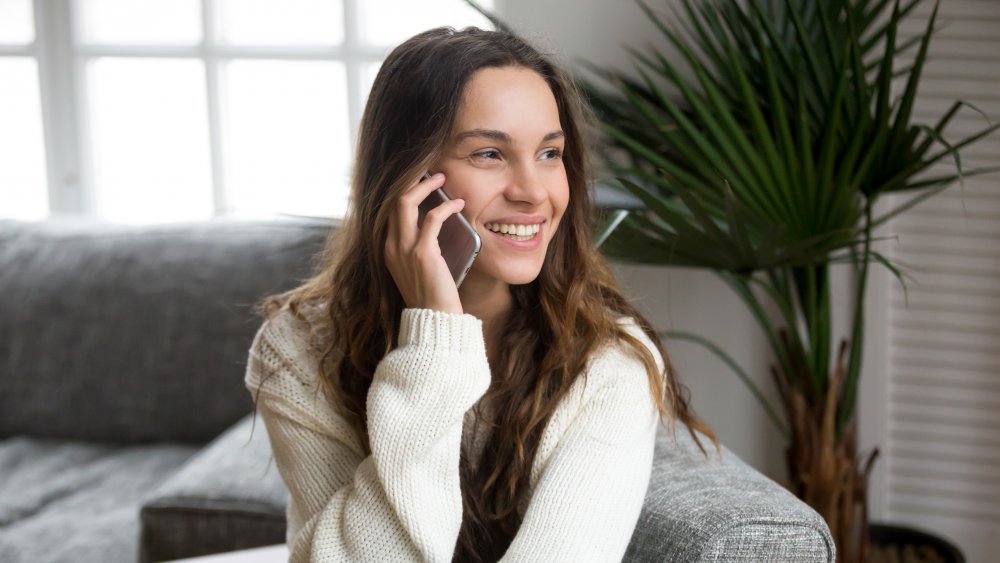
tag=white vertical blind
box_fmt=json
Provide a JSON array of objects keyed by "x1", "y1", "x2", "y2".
[{"x1": 885, "y1": 1, "x2": 1000, "y2": 560}]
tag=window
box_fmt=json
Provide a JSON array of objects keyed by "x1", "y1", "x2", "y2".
[
  {"x1": 0, "y1": 0, "x2": 48, "y2": 221},
  {"x1": 0, "y1": 0, "x2": 496, "y2": 224}
]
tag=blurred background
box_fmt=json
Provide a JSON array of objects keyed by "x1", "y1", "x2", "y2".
[{"x1": 1, "y1": 0, "x2": 997, "y2": 560}]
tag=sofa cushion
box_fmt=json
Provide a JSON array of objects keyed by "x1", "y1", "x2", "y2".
[
  {"x1": 139, "y1": 413, "x2": 288, "y2": 563},
  {"x1": 0, "y1": 436, "x2": 198, "y2": 563},
  {"x1": 0, "y1": 216, "x2": 332, "y2": 443},
  {"x1": 624, "y1": 428, "x2": 835, "y2": 562}
]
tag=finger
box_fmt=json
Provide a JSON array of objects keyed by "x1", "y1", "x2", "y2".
[
  {"x1": 397, "y1": 173, "x2": 446, "y2": 246},
  {"x1": 401, "y1": 171, "x2": 445, "y2": 199},
  {"x1": 407, "y1": 170, "x2": 433, "y2": 189},
  {"x1": 398, "y1": 172, "x2": 446, "y2": 212},
  {"x1": 417, "y1": 198, "x2": 466, "y2": 249}
]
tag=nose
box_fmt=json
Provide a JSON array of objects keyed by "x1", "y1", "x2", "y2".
[{"x1": 504, "y1": 162, "x2": 547, "y2": 207}]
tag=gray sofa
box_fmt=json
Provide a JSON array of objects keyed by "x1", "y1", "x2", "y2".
[{"x1": 0, "y1": 216, "x2": 835, "y2": 563}]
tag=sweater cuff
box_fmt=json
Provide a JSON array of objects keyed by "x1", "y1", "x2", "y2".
[{"x1": 398, "y1": 308, "x2": 485, "y2": 354}]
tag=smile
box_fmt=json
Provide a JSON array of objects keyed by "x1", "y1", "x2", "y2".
[{"x1": 484, "y1": 222, "x2": 541, "y2": 241}]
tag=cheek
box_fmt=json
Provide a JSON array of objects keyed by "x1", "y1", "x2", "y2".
[
  {"x1": 549, "y1": 173, "x2": 571, "y2": 229},
  {"x1": 454, "y1": 181, "x2": 496, "y2": 219},
  {"x1": 440, "y1": 171, "x2": 485, "y2": 209}
]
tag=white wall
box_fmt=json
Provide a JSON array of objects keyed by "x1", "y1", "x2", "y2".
[
  {"x1": 502, "y1": 0, "x2": 790, "y2": 481},
  {"x1": 501, "y1": 0, "x2": 671, "y2": 71}
]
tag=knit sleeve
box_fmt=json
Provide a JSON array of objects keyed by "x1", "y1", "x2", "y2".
[
  {"x1": 499, "y1": 325, "x2": 662, "y2": 562},
  {"x1": 245, "y1": 307, "x2": 491, "y2": 563}
]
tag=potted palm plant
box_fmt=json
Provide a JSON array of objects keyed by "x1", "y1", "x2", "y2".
[{"x1": 578, "y1": 0, "x2": 999, "y2": 561}]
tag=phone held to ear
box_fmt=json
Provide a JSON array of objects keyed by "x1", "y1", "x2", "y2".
[{"x1": 417, "y1": 174, "x2": 482, "y2": 288}]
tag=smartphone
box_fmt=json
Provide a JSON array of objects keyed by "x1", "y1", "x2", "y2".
[{"x1": 417, "y1": 178, "x2": 482, "y2": 288}]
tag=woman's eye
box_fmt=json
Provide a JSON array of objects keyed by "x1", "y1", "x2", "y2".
[
  {"x1": 540, "y1": 148, "x2": 563, "y2": 160},
  {"x1": 472, "y1": 150, "x2": 501, "y2": 160}
]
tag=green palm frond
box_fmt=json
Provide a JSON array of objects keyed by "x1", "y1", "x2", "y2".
[{"x1": 586, "y1": 0, "x2": 998, "y2": 441}]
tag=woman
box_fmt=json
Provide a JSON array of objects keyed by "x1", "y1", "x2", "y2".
[{"x1": 245, "y1": 26, "x2": 717, "y2": 563}]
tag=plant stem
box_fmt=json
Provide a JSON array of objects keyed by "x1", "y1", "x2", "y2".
[{"x1": 839, "y1": 197, "x2": 874, "y2": 441}]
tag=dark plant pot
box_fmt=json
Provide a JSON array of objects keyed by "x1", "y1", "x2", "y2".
[{"x1": 869, "y1": 522, "x2": 965, "y2": 563}]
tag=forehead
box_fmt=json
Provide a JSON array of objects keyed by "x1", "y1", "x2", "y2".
[{"x1": 453, "y1": 66, "x2": 562, "y2": 140}]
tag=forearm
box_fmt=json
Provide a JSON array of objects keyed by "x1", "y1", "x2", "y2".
[
  {"x1": 251, "y1": 308, "x2": 491, "y2": 563},
  {"x1": 363, "y1": 308, "x2": 491, "y2": 559}
]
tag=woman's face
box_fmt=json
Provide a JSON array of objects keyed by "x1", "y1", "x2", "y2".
[{"x1": 433, "y1": 65, "x2": 570, "y2": 288}]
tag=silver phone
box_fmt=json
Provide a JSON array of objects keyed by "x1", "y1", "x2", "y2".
[{"x1": 417, "y1": 180, "x2": 482, "y2": 288}]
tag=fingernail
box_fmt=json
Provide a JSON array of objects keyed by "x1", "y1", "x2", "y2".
[{"x1": 433, "y1": 172, "x2": 444, "y2": 179}]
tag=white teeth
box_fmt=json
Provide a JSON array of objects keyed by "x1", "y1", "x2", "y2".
[{"x1": 485, "y1": 222, "x2": 542, "y2": 239}]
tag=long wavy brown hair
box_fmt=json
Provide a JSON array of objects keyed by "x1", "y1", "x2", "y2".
[{"x1": 252, "y1": 26, "x2": 718, "y2": 562}]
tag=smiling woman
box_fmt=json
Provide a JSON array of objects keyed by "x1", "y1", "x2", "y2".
[
  {"x1": 243, "y1": 26, "x2": 719, "y2": 563},
  {"x1": 433, "y1": 66, "x2": 570, "y2": 291}
]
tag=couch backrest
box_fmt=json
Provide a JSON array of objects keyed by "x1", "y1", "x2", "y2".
[{"x1": 0, "y1": 216, "x2": 332, "y2": 444}]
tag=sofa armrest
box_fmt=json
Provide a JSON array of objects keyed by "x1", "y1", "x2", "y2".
[
  {"x1": 139, "y1": 414, "x2": 289, "y2": 563},
  {"x1": 625, "y1": 429, "x2": 835, "y2": 563}
]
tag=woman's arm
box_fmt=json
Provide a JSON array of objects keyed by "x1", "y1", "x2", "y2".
[
  {"x1": 246, "y1": 308, "x2": 490, "y2": 563},
  {"x1": 499, "y1": 326, "x2": 662, "y2": 562}
]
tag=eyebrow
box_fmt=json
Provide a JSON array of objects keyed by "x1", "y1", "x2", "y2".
[{"x1": 453, "y1": 128, "x2": 565, "y2": 144}]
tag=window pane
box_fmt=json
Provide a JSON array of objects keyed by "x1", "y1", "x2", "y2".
[
  {"x1": 80, "y1": 0, "x2": 201, "y2": 45},
  {"x1": 357, "y1": 0, "x2": 494, "y2": 47},
  {"x1": 0, "y1": 57, "x2": 48, "y2": 220},
  {"x1": 216, "y1": 0, "x2": 343, "y2": 46},
  {"x1": 88, "y1": 58, "x2": 213, "y2": 224},
  {"x1": 0, "y1": 0, "x2": 34, "y2": 44},
  {"x1": 224, "y1": 60, "x2": 350, "y2": 218}
]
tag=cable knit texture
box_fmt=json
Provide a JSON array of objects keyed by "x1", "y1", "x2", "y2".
[{"x1": 245, "y1": 305, "x2": 662, "y2": 562}]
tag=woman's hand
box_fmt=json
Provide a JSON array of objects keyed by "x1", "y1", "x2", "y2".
[{"x1": 385, "y1": 172, "x2": 465, "y2": 315}]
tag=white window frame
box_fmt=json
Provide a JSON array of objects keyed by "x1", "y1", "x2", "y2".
[
  {"x1": 0, "y1": 2, "x2": 60, "y2": 217},
  {"x1": 23, "y1": 0, "x2": 502, "y2": 220}
]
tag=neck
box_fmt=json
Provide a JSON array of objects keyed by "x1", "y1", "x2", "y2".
[{"x1": 458, "y1": 270, "x2": 511, "y2": 364}]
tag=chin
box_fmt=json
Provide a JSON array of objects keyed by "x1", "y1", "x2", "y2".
[
  {"x1": 476, "y1": 259, "x2": 545, "y2": 287},
  {"x1": 502, "y1": 269, "x2": 543, "y2": 286}
]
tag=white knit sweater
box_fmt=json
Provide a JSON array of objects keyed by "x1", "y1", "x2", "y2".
[{"x1": 244, "y1": 306, "x2": 662, "y2": 563}]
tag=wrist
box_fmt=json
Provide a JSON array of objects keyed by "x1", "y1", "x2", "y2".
[{"x1": 399, "y1": 308, "x2": 484, "y2": 353}]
